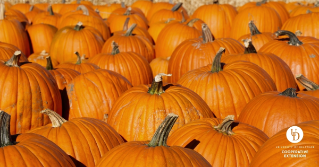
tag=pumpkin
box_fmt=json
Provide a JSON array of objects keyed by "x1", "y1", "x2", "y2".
[
  {"x1": 70, "y1": 0, "x2": 94, "y2": 6},
  {"x1": 27, "y1": 23, "x2": 57, "y2": 53},
  {"x1": 93, "y1": 3, "x2": 122, "y2": 19},
  {"x1": 34, "y1": 3, "x2": 50, "y2": 11},
  {"x1": 149, "y1": 2, "x2": 185, "y2": 25},
  {"x1": 146, "y1": 0, "x2": 189, "y2": 21},
  {"x1": 51, "y1": 0, "x2": 66, "y2": 13},
  {"x1": 0, "y1": 111, "x2": 76, "y2": 167},
  {"x1": 32, "y1": 5, "x2": 61, "y2": 27},
  {"x1": 178, "y1": 48, "x2": 277, "y2": 119},
  {"x1": 28, "y1": 109, "x2": 125, "y2": 167},
  {"x1": 58, "y1": 5, "x2": 102, "y2": 26},
  {"x1": 66, "y1": 69, "x2": 132, "y2": 119},
  {"x1": 10, "y1": 3, "x2": 31, "y2": 14},
  {"x1": 28, "y1": 50, "x2": 59, "y2": 67},
  {"x1": 5, "y1": 8, "x2": 29, "y2": 27},
  {"x1": 46, "y1": 56, "x2": 80, "y2": 119},
  {"x1": 131, "y1": 0, "x2": 153, "y2": 17},
  {"x1": 250, "y1": 120, "x2": 319, "y2": 166},
  {"x1": 0, "y1": 42, "x2": 28, "y2": 63},
  {"x1": 25, "y1": 5, "x2": 43, "y2": 24},
  {"x1": 290, "y1": 2, "x2": 319, "y2": 17},
  {"x1": 97, "y1": 114, "x2": 211, "y2": 167},
  {"x1": 296, "y1": 74, "x2": 319, "y2": 98},
  {"x1": 168, "y1": 24, "x2": 244, "y2": 83},
  {"x1": 192, "y1": 1, "x2": 237, "y2": 38},
  {"x1": 59, "y1": 4, "x2": 94, "y2": 15},
  {"x1": 155, "y1": 19, "x2": 201, "y2": 59},
  {"x1": 148, "y1": 18, "x2": 178, "y2": 43},
  {"x1": 50, "y1": 22, "x2": 104, "y2": 64},
  {"x1": 237, "y1": 21, "x2": 276, "y2": 51},
  {"x1": 107, "y1": 73, "x2": 214, "y2": 141},
  {"x1": 222, "y1": 38, "x2": 296, "y2": 91},
  {"x1": 102, "y1": 24, "x2": 154, "y2": 62},
  {"x1": 167, "y1": 115, "x2": 269, "y2": 166},
  {"x1": 259, "y1": 30, "x2": 319, "y2": 90},
  {"x1": 284, "y1": 1, "x2": 306, "y2": 13},
  {"x1": 231, "y1": 5, "x2": 282, "y2": 40},
  {"x1": 149, "y1": 57, "x2": 170, "y2": 83},
  {"x1": 89, "y1": 41, "x2": 152, "y2": 86},
  {"x1": 0, "y1": 51, "x2": 62, "y2": 134},
  {"x1": 0, "y1": 4, "x2": 30, "y2": 57}
]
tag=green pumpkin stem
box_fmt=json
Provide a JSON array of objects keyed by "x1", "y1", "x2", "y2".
[
  {"x1": 74, "y1": 22, "x2": 84, "y2": 31},
  {"x1": 125, "y1": 23, "x2": 137, "y2": 36},
  {"x1": 187, "y1": 18, "x2": 199, "y2": 27},
  {"x1": 148, "y1": 73, "x2": 172, "y2": 95},
  {"x1": 47, "y1": 5, "x2": 54, "y2": 15},
  {"x1": 0, "y1": 111, "x2": 13, "y2": 147},
  {"x1": 5, "y1": 51, "x2": 21, "y2": 67},
  {"x1": 41, "y1": 109, "x2": 67, "y2": 128},
  {"x1": 123, "y1": 17, "x2": 130, "y2": 31},
  {"x1": 279, "y1": 88, "x2": 297, "y2": 97},
  {"x1": 256, "y1": 0, "x2": 267, "y2": 6},
  {"x1": 46, "y1": 56, "x2": 54, "y2": 70},
  {"x1": 214, "y1": 115, "x2": 235, "y2": 135},
  {"x1": 124, "y1": 7, "x2": 131, "y2": 15},
  {"x1": 296, "y1": 74, "x2": 319, "y2": 91},
  {"x1": 29, "y1": 5, "x2": 34, "y2": 11},
  {"x1": 211, "y1": 47, "x2": 225, "y2": 73},
  {"x1": 243, "y1": 39, "x2": 257, "y2": 54},
  {"x1": 147, "y1": 113, "x2": 178, "y2": 147},
  {"x1": 202, "y1": 23, "x2": 214, "y2": 43},
  {"x1": 75, "y1": 51, "x2": 82, "y2": 64},
  {"x1": 111, "y1": 41, "x2": 120, "y2": 55},
  {"x1": 171, "y1": 2, "x2": 183, "y2": 11},
  {"x1": 248, "y1": 21, "x2": 261, "y2": 35},
  {"x1": 275, "y1": 30, "x2": 303, "y2": 46},
  {"x1": 77, "y1": 5, "x2": 89, "y2": 16}
]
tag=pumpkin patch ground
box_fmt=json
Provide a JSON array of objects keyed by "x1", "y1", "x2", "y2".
[{"x1": 1, "y1": 0, "x2": 319, "y2": 166}]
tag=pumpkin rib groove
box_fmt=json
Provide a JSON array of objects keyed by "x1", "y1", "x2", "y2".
[
  {"x1": 12, "y1": 146, "x2": 28, "y2": 166},
  {"x1": 262, "y1": 96, "x2": 280, "y2": 133}
]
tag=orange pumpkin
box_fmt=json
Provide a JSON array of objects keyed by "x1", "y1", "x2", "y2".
[
  {"x1": 148, "y1": 18, "x2": 178, "y2": 43},
  {"x1": 59, "y1": 4, "x2": 94, "y2": 15},
  {"x1": 51, "y1": 1, "x2": 66, "y2": 13},
  {"x1": 28, "y1": 50, "x2": 59, "y2": 67},
  {"x1": 296, "y1": 74, "x2": 319, "y2": 98},
  {"x1": 149, "y1": 2, "x2": 185, "y2": 25},
  {"x1": 32, "y1": 5, "x2": 61, "y2": 27},
  {"x1": 146, "y1": 1, "x2": 188, "y2": 21},
  {"x1": 5, "y1": 8, "x2": 29, "y2": 27},
  {"x1": 27, "y1": 23, "x2": 57, "y2": 53},
  {"x1": 131, "y1": 0, "x2": 153, "y2": 16},
  {"x1": 25, "y1": 5, "x2": 43, "y2": 24},
  {"x1": 285, "y1": 1, "x2": 306, "y2": 13},
  {"x1": 149, "y1": 57, "x2": 170, "y2": 83},
  {"x1": 93, "y1": 3, "x2": 122, "y2": 18},
  {"x1": 10, "y1": 3, "x2": 31, "y2": 14},
  {"x1": 290, "y1": 2, "x2": 319, "y2": 17},
  {"x1": 58, "y1": 5, "x2": 102, "y2": 26},
  {"x1": 34, "y1": 3, "x2": 50, "y2": 11},
  {"x1": 0, "y1": 42, "x2": 28, "y2": 63}
]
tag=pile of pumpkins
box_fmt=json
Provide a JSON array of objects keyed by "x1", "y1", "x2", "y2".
[{"x1": 0, "y1": 0, "x2": 319, "y2": 166}]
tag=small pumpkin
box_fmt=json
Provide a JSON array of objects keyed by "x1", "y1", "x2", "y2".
[
  {"x1": 290, "y1": 2, "x2": 319, "y2": 17},
  {"x1": 93, "y1": 3, "x2": 122, "y2": 19},
  {"x1": 28, "y1": 50, "x2": 59, "y2": 67},
  {"x1": 149, "y1": 57, "x2": 170, "y2": 83},
  {"x1": 149, "y1": 2, "x2": 185, "y2": 25},
  {"x1": 32, "y1": 5, "x2": 61, "y2": 27},
  {"x1": 131, "y1": 0, "x2": 153, "y2": 17}
]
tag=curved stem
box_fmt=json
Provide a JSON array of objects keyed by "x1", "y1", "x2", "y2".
[
  {"x1": 148, "y1": 73, "x2": 172, "y2": 95},
  {"x1": 77, "y1": 5, "x2": 89, "y2": 16},
  {"x1": 256, "y1": 0, "x2": 267, "y2": 6},
  {"x1": 5, "y1": 51, "x2": 21, "y2": 67},
  {"x1": 47, "y1": 5, "x2": 54, "y2": 15},
  {"x1": 41, "y1": 109, "x2": 67, "y2": 128},
  {"x1": 46, "y1": 56, "x2": 54, "y2": 70},
  {"x1": 111, "y1": 41, "x2": 120, "y2": 55},
  {"x1": 187, "y1": 18, "x2": 199, "y2": 27},
  {"x1": 306, "y1": 10, "x2": 312, "y2": 14},
  {"x1": 123, "y1": 17, "x2": 130, "y2": 31},
  {"x1": 214, "y1": 115, "x2": 235, "y2": 135},
  {"x1": 296, "y1": 74, "x2": 319, "y2": 91},
  {"x1": 243, "y1": 39, "x2": 257, "y2": 54},
  {"x1": 211, "y1": 47, "x2": 225, "y2": 73},
  {"x1": 171, "y1": 2, "x2": 182, "y2": 11},
  {"x1": 202, "y1": 23, "x2": 213, "y2": 43},
  {"x1": 29, "y1": 5, "x2": 34, "y2": 11},
  {"x1": 74, "y1": 22, "x2": 84, "y2": 31},
  {"x1": 275, "y1": 30, "x2": 303, "y2": 46},
  {"x1": 123, "y1": 7, "x2": 131, "y2": 16},
  {"x1": 180, "y1": 10, "x2": 186, "y2": 23},
  {"x1": 125, "y1": 23, "x2": 137, "y2": 36},
  {"x1": 62, "y1": 0, "x2": 66, "y2": 4},
  {"x1": 279, "y1": 88, "x2": 297, "y2": 97},
  {"x1": 95, "y1": 9, "x2": 100, "y2": 14},
  {"x1": 147, "y1": 113, "x2": 178, "y2": 147},
  {"x1": 0, "y1": 111, "x2": 13, "y2": 147},
  {"x1": 248, "y1": 21, "x2": 261, "y2": 35},
  {"x1": 75, "y1": 51, "x2": 82, "y2": 64}
]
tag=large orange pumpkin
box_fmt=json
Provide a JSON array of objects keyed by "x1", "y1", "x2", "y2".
[
  {"x1": 149, "y1": 2, "x2": 185, "y2": 25},
  {"x1": 0, "y1": 42, "x2": 28, "y2": 63},
  {"x1": 25, "y1": 5, "x2": 43, "y2": 24},
  {"x1": 27, "y1": 23, "x2": 57, "y2": 53},
  {"x1": 32, "y1": 5, "x2": 61, "y2": 27},
  {"x1": 93, "y1": 3, "x2": 122, "y2": 19},
  {"x1": 97, "y1": 114, "x2": 211, "y2": 167},
  {"x1": 0, "y1": 111, "x2": 76, "y2": 167},
  {"x1": 296, "y1": 74, "x2": 319, "y2": 98},
  {"x1": 178, "y1": 48, "x2": 277, "y2": 119},
  {"x1": 0, "y1": 51, "x2": 62, "y2": 134},
  {"x1": 131, "y1": 0, "x2": 153, "y2": 16},
  {"x1": 149, "y1": 57, "x2": 170, "y2": 83},
  {"x1": 167, "y1": 115, "x2": 269, "y2": 166},
  {"x1": 290, "y1": 3, "x2": 319, "y2": 17},
  {"x1": 146, "y1": 1, "x2": 188, "y2": 21},
  {"x1": 10, "y1": 3, "x2": 31, "y2": 14}
]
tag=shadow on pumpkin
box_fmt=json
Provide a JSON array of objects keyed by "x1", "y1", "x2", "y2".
[
  {"x1": 69, "y1": 156, "x2": 86, "y2": 167},
  {"x1": 184, "y1": 139, "x2": 200, "y2": 150}
]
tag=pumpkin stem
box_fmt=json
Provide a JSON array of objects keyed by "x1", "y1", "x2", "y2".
[
  {"x1": 169, "y1": 0, "x2": 173, "y2": 4},
  {"x1": 77, "y1": 0, "x2": 80, "y2": 4},
  {"x1": 171, "y1": 2, "x2": 182, "y2": 11},
  {"x1": 213, "y1": 0, "x2": 219, "y2": 4},
  {"x1": 124, "y1": 7, "x2": 131, "y2": 16},
  {"x1": 41, "y1": 109, "x2": 67, "y2": 128},
  {"x1": 256, "y1": 0, "x2": 267, "y2": 6},
  {"x1": 75, "y1": 51, "x2": 82, "y2": 64},
  {"x1": 29, "y1": 5, "x2": 34, "y2": 11},
  {"x1": 147, "y1": 113, "x2": 178, "y2": 147},
  {"x1": 102, "y1": 114, "x2": 108, "y2": 123},
  {"x1": 125, "y1": 23, "x2": 137, "y2": 36},
  {"x1": 315, "y1": 1, "x2": 319, "y2": 7},
  {"x1": 148, "y1": 73, "x2": 172, "y2": 95},
  {"x1": 275, "y1": 30, "x2": 303, "y2": 46},
  {"x1": 74, "y1": 22, "x2": 84, "y2": 31},
  {"x1": 296, "y1": 74, "x2": 319, "y2": 91},
  {"x1": 165, "y1": 18, "x2": 175, "y2": 24},
  {"x1": 306, "y1": 10, "x2": 312, "y2": 14},
  {"x1": 243, "y1": 39, "x2": 257, "y2": 54},
  {"x1": 111, "y1": 41, "x2": 120, "y2": 55},
  {"x1": 77, "y1": 5, "x2": 89, "y2": 16},
  {"x1": 214, "y1": 115, "x2": 235, "y2": 135},
  {"x1": 279, "y1": 88, "x2": 297, "y2": 97},
  {"x1": 47, "y1": 5, "x2": 54, "y2": 15},
  {"x1": 202, "y1": 23, "x2": 213, "y2": 43},
  {"x1": 180, "y1": 10, "x2": 186, "y2": 23},
  {"x1": 121, "y1": 2, "x2": 125, "y2": 8},
  {"x1": 123, "y1": 17, "x2": 130, "y2": 31},
  {"x1": 248, "y1": 21, "x2": 261, "y2": 35},
  {"x1": 46, "y1": 56, "x2": 54, "y2": 70},
  {"x1": 62, "y1": 0, "x2": 66, "y2": 4},
  {"x1": 187, "y1": 18, "x2": 199, "y2": 27},
  {"x1": 5, "y1": 51, "x2": 21, "y2": 67},
  {"x1": 0, "y1": 111, "x2": 13, "y2": 147},
  {"x1": 95, "y1": 8, "x2": 100, "y2": 14},
  {"x1": 0, "y1": 3, "x2": 5, "y2": 20},
  {"x1": 211, "y1": 47, "x2": 225, "y2": 73},
  {"x1": 295, "y1": 30, "x2": 302, "y2": 36}
]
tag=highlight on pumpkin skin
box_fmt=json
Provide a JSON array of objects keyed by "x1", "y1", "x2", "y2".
[
  {"x1": 5, "y1": 50, "x2": 21, "y2": 67},
  {"x1": 274, "y1": 30, "x2": 303, "y2": 46},
  {"x1": 211, "y1": 47, "x2": 225, "y2": 72},
  {"x1": 147, "y1": 73, "x2": 172, "y2": 95},
  {"x1": 296, "y1": 74, "x2": 319, "y2": 90},
  {"x1": 214, "y1": 115, "x2": 235, "y2": 135}
]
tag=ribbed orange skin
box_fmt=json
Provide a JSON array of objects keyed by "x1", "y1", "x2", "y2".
[
  {"x1": 113, "y1": 26, "x2": 153, "y2": 44},
  {"x1": 56, "y1": 62, "x2": 99, "y2": 74},
  {"x1": 25, "y1": 7, "x2": 43, "y2": 24},
  {"x1": 58, "y1": 9, "x2": 102, "y2": 26},
  {"x1": 59, "y1": 4, "x2": 94, "y2": 15},
  {"x1": 148, "y1": 19, "x2": 178, "y2": 43},
  {"x1": 290, "y1": 6, "x2": 319, "y2": 17},
  {"x1": 231, "y1": 6, "x2": 282, "y2": 40},
  {"x1": 94, "y1": 4, "x2": 122, "y2": 19},
  {"x1": 167, "y1": 118, "x2": 269, "y2": 167},
  {"x1": 184, "y1": 18, "x2": 205, "y2": 34},
  {"x1": 28, "y1": 53, "x2": 59, "y2": 67},
  {"x1": 0, "y1": 133, "x2": 76, "y2": 167},
  {"x1": 34, "y1": 3, "x2": 49, "y2": 11},
  {"x1": 282, "y1": 13, "x2": 319, "y2": 39},
  {"x1": 96, "y1": 141, "x2": 211, "y2": 167},
  {"x1": 0, "y1": 42, "x2": 28, "y2": 62},
  {"x1": 107, "y1": 84, "x2": 214, "y2": 141},
  {"x1": 285, "y1": 2, "x2": 306, "y2": 13},
  {"x1": 131, "y1": 0, "x2": 153, "y2": 17},
  {"x1": 50, "y1": 25, "x2": 104, "y2": 64},
  {"x1": 149, "y1": 9, "x2": 184, "y2": 25},
  {"x1": 67, "y1": 69, "x2": 132, "y2": 119},
  {"x1": 10, "y1": 3, "x2": 31, "y2": 14},
  {"x1": 250, "y1": 120, "x2": 319, "y2": 167},
  {"x1": 108, "y1": 7, "x2": 145, "y2": 19},
  {"x1": 149, "y1": 57, "x2": 169, "y2": 83},
  {"x1": 70, "y1": 0, "x2": 94, "y2": 6},
  {"x1": 222, "y1": 52, "x2": 296, "y2": 92},
  {"x1": 5, "y1": 9, "x2": 29, "y2": 24},
  {"x1": 298, "y1": 90, "x2": 319, "y2": 98},
  {"x1": 238, "y1": 91, "x2": 319, "y2": 138},
  {"x1": 238, "y1": 32, "x2": 275, "y2": 51},
  {"x1": 168, "y1": 38, "x2": 244, "y2": 83},
  {"x1": 259, "y1": 38, "x2": 319, "y2": 90},
  {"x1": 155, "y1": 22, "x2": 201, "y2": 59},
  {"x1": 89, "y1": 52, "x2": 153, "y2": 86},
  {"x1": 192, "y1": 4, "x2": 237, "y2": 38},
  {"x1": 0, "y1": 62, "x2": 62, "y2": 134},
  {"x1": 108, "y1": 13, "x2": 148, "y2": 33},
  {"x1": 0, "y1": 19, "x2": 30, "y2": 56},
  {"x1": 146, "y1": 2, "x2": 189, "y2": 21},
  {"x1": 27, "y1": 24, "x2": 57, "y2": 53},
  {"x1": 51, "y1": 3, "x2": 65, "y2": 13},
  {"x1": 28, "y1": 118, "x2": 124, "y2": 167},
  {"x1": 32, "y1": 11, "x2": 62, "y2": 27},
  {"x1": 102, "y1": 34, "x2": 155, "y2": 63},
  {"x1": 178, "y1": 61, "x2": 277, "y2": 119}
]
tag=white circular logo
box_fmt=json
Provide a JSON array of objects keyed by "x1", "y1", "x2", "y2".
[{"x1": 286, "y1": 126, "x2": 303, "y2": 143}]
